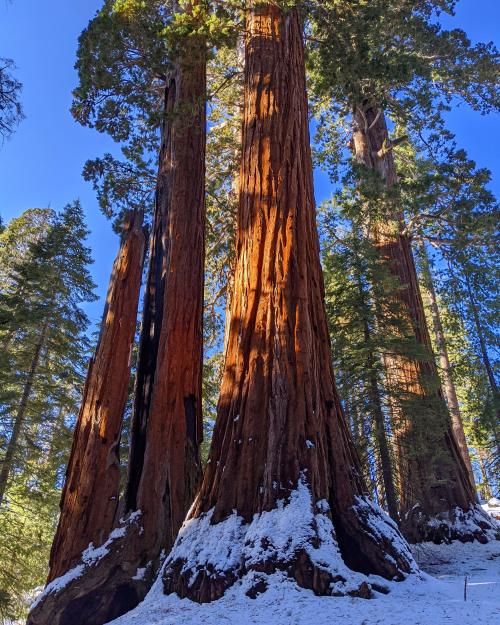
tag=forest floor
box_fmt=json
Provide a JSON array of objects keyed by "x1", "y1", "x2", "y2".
[{"x1": 106, "y1": 538, "x2": 500, "y2": 625}]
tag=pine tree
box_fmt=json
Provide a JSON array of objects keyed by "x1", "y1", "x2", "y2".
[
  {"x1": 0, "y1": 204, "x2": 96, "y2": 620},
  {"x1": 417, "y1": 240, "x2": 475, "y2": 489},
  {"x1": 0, "y1": 202, "x2": 96, "y2": 508},
  {"x1": 320, "y1": 207, "x2": 401, "y2": 522},
  {"x1": 429, "y1": 223, "x2": 500, "y2": 491}
]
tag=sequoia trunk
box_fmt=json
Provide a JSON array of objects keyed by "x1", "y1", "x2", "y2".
[
  {"x1": 351, "y1": 101, "x2": 493, "y2": 543},
  {"x1": 47, "y1": 211, "x2": 146, "y2": 582},
  {"x1": 128, "y1": 39, "x2": 206, "y2": 563},
  {"x1": 28, "y1": 9, "x2": 206, "y2": 625},
  {"x1": 162, "y1": 5, "x2": 415, "y2": 604}
]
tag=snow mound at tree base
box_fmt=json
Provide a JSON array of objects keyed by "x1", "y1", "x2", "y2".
[
  {"x1": 27, "y1": 512, "x2": 155, "y2": 625},
  {"x1": 401, "y1": 503, "x2": 500, "y2": 544},
  {"x1": 106, "y1": 540, "x2": 500, "y2": 625},
  {"x1": 161, "y1": 477, "x2": 416, "y2": 602}
]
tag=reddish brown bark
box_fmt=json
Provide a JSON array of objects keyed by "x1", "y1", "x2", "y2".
[
  {"x1": 129, "y1": 37, "x2": 206, "y2": 560},
  {"x1": 47, "y1": 211, "x2": 146, "y2": 582},
  {"x1": 163, "y1": 6, "x2": 414, "y2": 604},
  {"x1": 351, "y1": 101, "x2": 492, "y2": 543},
  {"x1": 29, "y1": 14, "x2": 207, "y2": 625}
]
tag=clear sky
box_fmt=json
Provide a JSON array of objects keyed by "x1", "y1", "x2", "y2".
[{"x1": 1, "y1": 0, "x2": 499, "y2": 329}]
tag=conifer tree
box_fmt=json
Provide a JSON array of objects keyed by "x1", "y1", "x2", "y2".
[
  {"x1": 28, "y1": 3, "x2": 208, "y2": 624},
  {"x1": 308, "y1": 0, "x2": 499, "y2": 542},
  {"x1": 47, "y1": 210, "x2": 146, "y2": 582},
  {"x1": 427, "y1": 215, "x2": 500, "y2": 488},
  {"x1": 0, "y1": 202, "x2": 96, "y2": 508},
  {"x1": 0, "y1": 205, "x2": 95, "y2": 620},
  {"x1": 417, "y1": 240, "x2": 475, "y2": 489},
  {"x1": 320, "y1": 206, "x2": 401, "y2": 521},
  {"x1": 162, "y1": 3, "x2": 414, "y2": 603}
]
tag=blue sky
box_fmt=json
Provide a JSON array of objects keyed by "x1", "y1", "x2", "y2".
[{"x1": 1, "y1": 0, "x2": 499, "y2": 329}]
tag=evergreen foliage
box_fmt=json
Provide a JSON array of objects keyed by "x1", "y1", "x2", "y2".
[
  {"x1": 0, "y1": 57, "x2": 23, "y2": 141},
  {"x1": 0, "y1": 203, "x2": 96, "y2": 620},
  {"x1": 2, "y1": 0, "x2": 499, "y2": 620}
]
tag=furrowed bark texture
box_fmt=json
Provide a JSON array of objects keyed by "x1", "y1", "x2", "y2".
[
  {"x1": 47, "y1": 211, "x2": 146, "y2": 583},
  {"x1": 29, "y1": 517, "x2": 151, "y2": 625},
  {"x1": 163, "y1": 6, "x2": 414, "y2": 604},
  {"x1": 130, "y1": 46, "x2": 205, "y2": 562},
  {"x1": 352, "y1": 102, "x2": 490, "y2": 543},
  {"x1": 28, "y1": 17, "x2": 206, "y2": 625}
]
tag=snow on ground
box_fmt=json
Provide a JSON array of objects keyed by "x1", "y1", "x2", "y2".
[
  {"x1": 483, "y1": 499, "x2": 500, "y2": 521},
  {"x1": 161, "y1": 477, "x2": 415, "y2": 597},
  {"x1": 106, "y1": 539, "x2": 500, "y2": 625},
  {"x1": 31, "y1": 510, "x2": 142, "y2": 609}
]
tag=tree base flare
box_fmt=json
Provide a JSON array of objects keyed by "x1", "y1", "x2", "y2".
[
  {"x1": 401, "y1": 504, "x2": 500, "y2": 545},
  {"x1": 27, "y1": 513, "x2": 156, "y2": 625},
  {"x1": 162, "y1": 478, "x2": 417, "y2": 603}
]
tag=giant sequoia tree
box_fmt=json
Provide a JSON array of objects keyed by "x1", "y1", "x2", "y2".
[
  {"x1": 350, "y1": 105, "x2": 487, "y2": 542},
  {"x1": 308, "y1": 0, "x2": 499, "y2": 543},
  {"x1": 47, "y1": 210, "x2": 146, "y2": 582},
  {"x1": 122, "y1": 1, "x2": 207, "y2": 563},
  {"x1": 162, "y1": 3, "x2": 414, "y2": 603},
  {"x1": 27, "y1": 4, "x2": 207, "y2": 625}
]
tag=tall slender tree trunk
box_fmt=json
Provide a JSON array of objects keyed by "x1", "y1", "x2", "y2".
[
  {"x1": 28, "y1": 8, "x2": 207, "y2": 625},
  {"x1": 464, "y1": 271, "x2": 500, "y2": 465},
  {"x1": 45, "y1": 403, "x2": 66, "y2": 488},
  {"x1": 418, "y1": 240, "x2": 476, "y2": 490},
  {"x1": 47, "y1": 211, "x2": 146, "y2": 582},
  {"x1": 126, "y1": 38, "x2": 206, "y2": 561},
  {"x1": 464, "y1": 271, "x2": 499, "y2": 405},
  {"x1": 163, "y1": 5, "x2": 414, "y2": 604},
  {"x1": 477, "y1": 448, "x2": 492, "y2": 501},
  {"x1": 0, "y1": 318, "x2": 49, "y2": 507},
  {"x1": 363, "y1": 321, "x2": 399, "y2": 522},
  {"x1": 351, "y1": 101, "x2": 492, "y2": 543},
  {"x1": 356, "y1": 273, "x2": 399, "y2": 521}
]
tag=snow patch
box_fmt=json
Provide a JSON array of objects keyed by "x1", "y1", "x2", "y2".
[
  {"x1": 107, "y1": 541, "x2": 500, "y2": 625},
  {"x1": 164, "y1": 476, "x2": 378, "y2": 595},
  {"x1": 413, "y1": 503, "x2": 500, "y2": 542},
  {"x1": 132, "y1": 567, "x2": 147, "y2": 581},
  {"x1": 353, "y1": 497, "x2": 418, "y2": 573},
  {"x1": 482, "y1": 499, "x2": 500, "y2": 521},
  {"x1": 30, "y1": 511, "x2": 143, "y2": 609}
]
